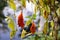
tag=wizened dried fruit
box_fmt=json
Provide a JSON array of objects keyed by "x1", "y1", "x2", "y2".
[
  {"x1": 18, "y1": 11, "x2": 24, "y2": 29},
  {"x1": 30, "y1": 22, "x2": 36, "y2": 34}
]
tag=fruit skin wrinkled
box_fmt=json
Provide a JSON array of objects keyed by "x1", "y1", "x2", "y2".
[
  {"x1": 5, "y1": 16, "x2": 16, "y2": 39},
  {"x1": 43, "y1": 22, "x2": 48, "y2": 34},
  {"x1": 7, "y1": 0, "x2": 16, "y2": 10},
  {"x1": 50, "y1": 20, "x2": 54, "y2": 28},
  {"x1": 6, "y1": 16, "x2": 16, "y2": 31},
  {"x1": 21, "y1": 0, "x2": 26, "y2": 8},
  {"x1": 18, "y1": 11, "x2": 24, "y2": 29},
  {"x1": 30, "y1": 22, "x2": 36, "y2": 34},
  {"x1": 21, "y1": 29, "x2": 27, "y2": 38},
  {"x1": 43, "y1": 11, "x2": 49, "y2": 19},
  {"x1": 10, "y1": 31, "x2": 16, "y2": 39}
]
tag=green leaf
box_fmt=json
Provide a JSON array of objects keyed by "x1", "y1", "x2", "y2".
[
  {"x1": 25, "y1": 16, "x2": 31, "y2": 18},
  {"x1": 32, "y1": 14, "x2": 36, "y2": 20}
]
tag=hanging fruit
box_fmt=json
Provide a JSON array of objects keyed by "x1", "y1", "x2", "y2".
[
  {"x1": 43, "y1": 21, "x2": 48, "y2": 34},
  {"x1": 43, "y1": 11, "x2": 49, "y2": 19},
  {"x1": 50, "y1": 20, "x2": 54, "y2": 28},
  {"x1": 6, "y1": 16, "x2": 16, "y2": 31},
  {"x1": 10, "y1": 31, "x2": 16, "y2": 39},
  {"x1": 18, "y1": 11, "x2": 24, "y2": 29},
  {"x1": 21, "y1": 29, "x2": 27, "y2": 38},
  {"x1": 39, "y1": 0, "x2": 44, "y2": 7},
  {"x1": 5, "y1": 16, "x2": 17, "y2": 39},
  {"x1": 30, "y1": 22, "x2": 36, "y2": 34},
  {"x1": 21, "y1": 23, "x2": 32, "y2": 38},
  {"x1": 7, "y1": 0, "x2": 16, "y2": 10},
  {"x1": 21, "y1": 0, "x2": 26, "y2": 8}
]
